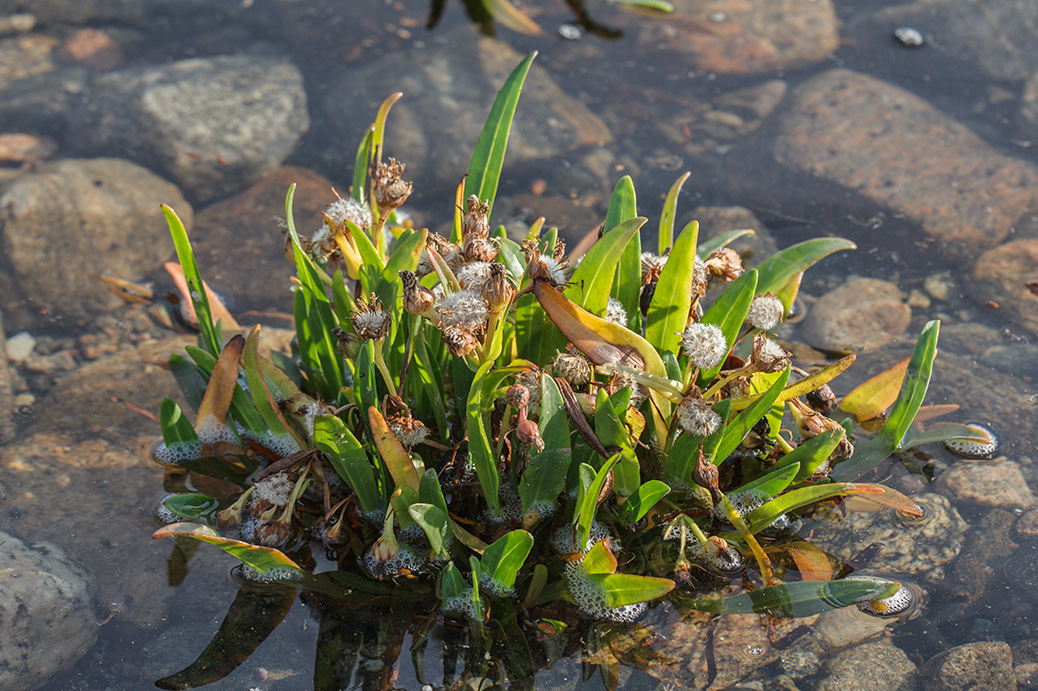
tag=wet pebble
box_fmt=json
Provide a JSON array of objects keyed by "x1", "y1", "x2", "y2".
[
  {"x1": 0, "y1": 34, "x2": 57, "y2": 89},
  {"x1": 0, "y1": 529, "x2": 99, "y2": 691},
  {"x1": 894, "y1": 26, "x2": 925, "y2": 47},
  {"x1": 774, "y1": 69, "x2": 1038, "y2": 259},
  {"x1": 937, "y1": 458, "x2": 1036, "y2": 510},
  {"x1": 4, "y1": 331, "x2": 34, "y2": 362},
  {"x1": 971, "y1": 239, "x2": 1038, "y2": 334},
  {"x1": 816, "y1": 640, "x2": 917, "y2": 691},
  {"x1": 799, "y1": 277, "x2": 911, "y2": 352},
  {"x1": 650, "y1": 0, "x2": 839, "y2": 74},
  {"x1": 66, "y1": 54, "x2": 309, "y2": 203},
  {"x1": 0, "y1": 158, "x2": 191, "y2": 330},
  {"x1": 921, "y1": 641, "x2": 1016, "y2": 691}
]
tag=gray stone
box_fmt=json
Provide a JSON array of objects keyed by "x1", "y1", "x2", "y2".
[
  {"x1": 922, "y1": 641, "x2": 1016, "y2": 691},
  {"x1": 800, "y1": 277, "x2": 912, "y2": 352},
  {"x1": 808, "y1": 493, "x2": 967, "y2": 583},
  {"x1": 321, "y1": 31, "x2": 612, "y2": 198},
  {"x1": 937, "y1": 459, "x2": 1036, "y2": 510},
  {"x1": 774, "y1": 69, "x2": 1038, "y2": 260},
  {"x1": 0, "y1": 0, "x2": 145, "y2": 27},
  {"x1": 971, "y1": 239, "x2": 1038, "y2": 335},
  {"x1": 0, "y1": 529, "x2": 99, "y2": 691},
  {"x1": 0, "y1": 158, "x2": 191, "y2": 330},
  {"x1": 66, "y1": 54, "x2": 309, "y2": 202},
  {"x1": 817, "y1": 641, "x2": 917, "y2": 691}
]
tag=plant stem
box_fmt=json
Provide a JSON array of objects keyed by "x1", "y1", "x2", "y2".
[{"x1": 372, "y1": 338, "x2": 396, "y2": 392}]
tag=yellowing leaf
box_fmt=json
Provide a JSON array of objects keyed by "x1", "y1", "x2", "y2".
[
  {"x1": 369, "y1": 406, "x2": 420, "y2": 493},
  {"x1": 839, "y1": 358, "x2": 909, "y2": 422}
]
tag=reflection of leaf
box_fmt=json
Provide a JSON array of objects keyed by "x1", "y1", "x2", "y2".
[
  {"x1": 155, "y1": 582, "x2": 296, "y2": 690},
  {"x1": 685, "y1": 578, "x2": 897, "y2": 617}
]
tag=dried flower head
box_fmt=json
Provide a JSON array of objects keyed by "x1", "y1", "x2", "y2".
[
  {"x1": 523, "y1": 238, "x2": 569, "y2": 288},
  {"x1": 747, "y1": 293, "x2": 784, "y2": 331},
  {"x1": 462, "y1": 195, "x2": 491, "y2": 240},
  {"x1": 390, "y1": 417, "x2": 430, "y2": 447},
  {"x1": 325, "y1": 197, "x2": 372, "y2": 229},
  {"x1": 691, "y1": 257, "x2": 709, "y2": 298},
  {"x1": 514, "y1": 369, "x2": 542, "y2": 415},
  {"x1": 704, "y1": 248, "x2": 743, "y2": 283},
  {"x1": 806, "y1": 383, "x2": 837, "y2": 413},
  {"x1": 436, "y1": 289, "x2": 489, "y2": 333},
  {"x1": 399, "y1": 270, "x2": 436, "y2": 317},
  {"x1": 506, "y1": 383, "x2": 531, "y2": 410},
  {"x1": 641, "y1": 252, "x2": 668, "y2": 285},
  {"x1": 750, "y1": 333, "x2": 790, "y2": 373},
  {"x1": 418, "y1": 234, "x2": 461, "y2": 276},
  {"x1": 677, "y1": 391, "x2": 722, "y2": 437},
  {"x1": 350, "y1": 294, "x2": 391, "y2": 340},
  {"x1": 605, "y1": 298, "x2": 628, "y2": 326},
  {"x1": 551, "y1": 347, "x2": 594, "y2": 387},
  {"x1": 483, "y1": 262, "x2": 515, "y2": 309},
  {"x1": 457, "y1": 261, "x2": 494, "y2": 293},
  {"x1": 253, "y1": 472, "x2": 295, "y2": 508},
  {"x1": 442, "y1": 325, "x2": 480, "y2": 357},
  {"x1": 692, "y1": 446, "x2": 722, "y2": 502},
  {"x1": 332, "y1": 327, "x2": 361, "y2": 359},
  {"x1": 680, "y1": 322, "x2": 728, "y2": 370},
  {"x1": 372, "y1": 158, "x2": 412, "y2": 214},
  {"x1": 463, "y1": 235, "x2": 500, "y2": 263}
]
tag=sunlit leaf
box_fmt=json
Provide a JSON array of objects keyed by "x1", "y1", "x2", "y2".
[
  {"x1": 584, "y1": 573, "x2": 674, "y2": 607},
  {"x1": 619, "y1": 480, "x2": 670, "y2": 523},
  {"x1": 160, "y1": 398, "x2": 198, "y2": 447},
  {"x1": 604, "y1": 176, "x2": 641, "y2": 331},
  {"x1": 713, "y1": 366, "x2": 789, "y2": 463},
  {"x1": 480, "y1": 530, "x2": 534, "y2": 591},
  {"x1": 645, "y1": 219, "x2": 699, "y2": 355},
  {"x1": 774, "y1": 427, "x2": 845, "y2": 481},
  {"x1": 193, "y1": 334, "x2": 245, "y2": 431},
  {"x1": 566, "y1": 217, "x2": 645, "y2": 316},
  {"x1": 732, "y1": 355, "x2": 855, "y2": 412},
  {"x1": 755, "y1": 237, "x2": 856, "y2": 301},
  {"x1": 839, "y1": 357, "x2": 909, "y2": 422},
  {"x1": 152, "y1": 523, "x2": 302, "y2": 578},
  {"x1": 781, "y1": 541, "x2": 833, "y2": 581},
  {"x1": 576, "y1": 455, "x2": 620, "y2": 550},
  {"x1": 314, "y1": 415, "x2": 383, "y2": 514},
  {"x1": 658, "y1": 172, "x2": 690, "y2": 255},
  {"x1": 699, "y1": 269, "x2": 757, "y2": 381},
  {"x1": 740, "y1": 483, "x2": 885, "y2": 534},
  {"x1": 489, "y1": 0, "x2": 544, "y2": 35},
  {"x1": 732, "y1": 464, "x2": 798, "y2": 501},
  {"x1": 582, "y1": 540, "x2": 619, "y2": 575},
  {"x1": 163, "y1": 205, "x2": 222, "y2": 356},
  {"x1": 369, "y1": 405, "x2": 420, "y2": 493},
  {"x1": 685, "y1": 578, "x2": 897, "y2": 617}
]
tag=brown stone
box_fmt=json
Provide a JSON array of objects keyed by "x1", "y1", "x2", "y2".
[
  {"x1": 654, "y1": 0, "x2": 840, "y2": 74},
  {"x1": 922, "y1": 641, "x2": 1017, "y2": 691},
  {"x1": 57, "y1": 28, "x2": 123, "y2": 70},
  {"x1": 972, "y1": 239, "x2": 1038, "y2": 333},
  {"x1": 800, "y1": 277, "x2": 911, "y2": 352},
  {"x1": 190, "y1": 166, "x2": 338, "y2": 318},
  {"x1": 774, "y1": 69, "x2": 1038, "y2": 258},
  {"x1": 937, "y1": 459, "x2": 1035, "y2": 510}
]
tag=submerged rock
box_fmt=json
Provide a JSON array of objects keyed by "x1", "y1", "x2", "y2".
[
  {"x1": 0, "y1": 529, "x2": 98, "y2": 691},
  {"x1": 971, "y1": 239, "x2": 1038, "y2": 334},
  {"x1": 0, "y1": 157, "x2": 190, "y2": 330},
  {"x1": 800, "y1": 277, "x2": 912, "y2": 352},
  {"x1": 816, "y1": 640, "x2": 917, "y2": 691},
  {"x1": 921, "y1": 641, "x2": 1017, "y2": 691},
  {"x1": 651, "y1": 0, "x2": 840, "y2": 75},
  {"x1": 692, "y1": 205, "x2": 778, "y2": 268},
  {"x1": 0, "y1": 307, "x2": 12, "y2": 442},
  {"x1": 937, "y1": 459, "x2": 1036, "y2": 510},
  {"x1": 66, "y1": 53, "x2": 309, "y2": 202},
  {"x1": 774, "y1": 69, "x2": 1038, "y2": 260}
]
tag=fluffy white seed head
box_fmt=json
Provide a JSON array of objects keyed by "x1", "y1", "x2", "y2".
[
  {"x1": 677, "y1": 396, "x2": 722, "y2": 437},
  {"x1": 747, "y1": 294, "x2": 784, "y2": 331},
  {"x1": 681, "y1": 322, "x2": 728, "y2": 370},
  {"x1": 605, "y1": 298, "x2": 628, "y2": 326}
]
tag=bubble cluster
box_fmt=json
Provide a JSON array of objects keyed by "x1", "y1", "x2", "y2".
[
  {"x1": 238, "y1": 564, "x2": 302, "y2": 584},
  {"x1": 441, "y1": 594, "x2": 485, "y2": 621},
  {"x1": 944, "y1": 423, "x2": 999, "y2": 460},
  {"x1": 253, "y1": 472, "x2": 295, "y2": 506},
  {"x1": 478, "y1": 573, "x2": 514, "y2": 597},
  {"x1": 550, "y1": 520, "x2": 617, "y2": 554},
  {"x1": 362, "y1": 543, "x2": 428, "y2": 579},
  {"x1": 690, "y1": 541, "x2": 744, "y2": 573},
  {"x1": 564, "y1": 563, "x2": 647, "y2": 623},
  {"x1": 845, "y1": 575, "x2": 921, "y2": 618},
  {"x1": 251, "y1": 431, "x2": 301, "y2": 459},
  {"x1": 151, "y1": 439, "x2": 203, "y2": 465},
  {"x1": 712, "y1": 490, "x2": 767, "y2": 522}
]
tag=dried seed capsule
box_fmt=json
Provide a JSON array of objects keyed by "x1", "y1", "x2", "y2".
[{"x1": 806, "y1": 383, "x2": 837, "y2": 413}]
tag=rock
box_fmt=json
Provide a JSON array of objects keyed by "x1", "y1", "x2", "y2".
[
  {"x1": 0, "y1": 336, "x2": 193, "y2": 627},
  {"x1": 936, "y1": 510, "x2": 1017, "y2": 626},
  {"x1": 812, "y1": 605, "x2": 904, "y2": 650},
  {"x1": 189, "y1": 166, "x2": 339, "y2": 317},
  {"x1": 56, "y1": 27, "x2": 122, "y2": 70},
  {"x1": 937, "y1": 459, "x2": 1035, "y2": 510},
  {"x1": 66, "y1": 54, "x2": 309, "y2": 203},
  {"x1": 692, "y1": 206, "x2": 779, "y2": 268},
  {"x1": 0, "y1": 158, "x2": 190, "y2": 330},
  {"x1": 0, "y1": 308, "x2": 11, "y2": 442},
  {"x1": 651, "y1": 0, "x2": 840, "y2": 75},
  {"x1": 1022, "y1": 72, "x2": 1038, "y2": 143},
  {"x1": 799, "y1": 277, "x2": 912, "y2": 352},
  {"x1": 0, "y1": 0, "x2": 145, "y2": 28},
  {"x1": 816, "y1": 640, "x2": 917, "y2": 691},
  {"x1": 4, "y1": 329, "x2": 33, "y2": 362},
  {"x1": 774, "y1": 69, "x2": 1038, "y2": 259},
  {"x1": 971, "y1": 239, "x2": 1038, "y2": 334},
  {"x1": 852, "y1": 0, "x2": 1038, "y2": 82},
  {"x1": 808, "y1": 493, "x2": 967, "y2": 584},
  {"x1": 0, "y1": 132, "x2": 55, "y2": 164},
  {"x1": 0, "y1": 33, "x2": 56, "y2": 89},
  {"x1": 921, "y1": 641, "x2": 1016, "y2": 691},
  {"x1": 0, "y1": 529, "x2": 99, "y2": 691},
  {"x1": 322, "y1": 30, "x2": 612, "y2": 197}
]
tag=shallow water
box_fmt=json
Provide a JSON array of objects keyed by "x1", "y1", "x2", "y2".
[{"x1": 2, "y1": 0, "x2": 1038, "y2": 689}]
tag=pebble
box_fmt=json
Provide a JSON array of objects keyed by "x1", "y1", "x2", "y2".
[
  {"x1": 937, "y1": 458, "x2": 1036, "y2": 510},
  {"x1": 0, "y1": 529, "x2": 99, "y2": 691},
  {"x1": 774, "y1": 69, "x2": 1038, "y2": 259},
  {"x1": 650, "y1": 0, "x2": 840, "y2": 74},
  {"x1": 4, "y1": 331, "x2": 35, "y2": 362},
  {"x1": 924, "y1": 272, "x2": 956, "y2": 301},
  {"x1": 799, "y1": 277, "x2": 911, "y2": 352},
  {"x1": 971, "y1": 239, "x2": 1038, "y2": 334},
  {"x1": 921, "y1": 641, "x2": 1017, "y2": 691},
  {"x1": 816, "y1": 640, "x2": 917, "y2": 691}
]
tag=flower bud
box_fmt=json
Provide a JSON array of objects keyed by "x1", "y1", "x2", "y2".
[
  {"x1": 332, "y1": 327, "x2": 361, "y2": 360},
  {"x1": 806, "y1": 383, "x2": 837, "y2": 413},
  {"x1": 399, "y1": 270, "x2": 436, "y2": 318},
  {"x1": 692, "y1": 447, "x2": 722, "y2": 503},
  {"x1": 516, "y1": 418, "x2": 545, "y2": 452},
  {"x1": 506, "y1": 383, "x2": 531, "y2": 410}
]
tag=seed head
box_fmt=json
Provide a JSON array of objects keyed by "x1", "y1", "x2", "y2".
[
  {"x1": 436, "y1": 289, "x2": 489, "y2": 333},
  {"x1": 691, "y1": 257, "x2": 709, "y2": 298},
  {"x1": 692, "y1": 447, "x2": 722, "y2": 503},
  {"x1": 390, "y1": 417, "x2": 430, "y2": 447},
  {"x1": 372, "y1": 158, "x2": 412, "y2": 214},
  {"x1": 704, "y1": 248, "x2": 743, "y2": 282},
  {"x1": 463, "y1": 236, "x2": 500, "y2": 263},
  {"x1": 462, "y1": 195, "x2": 491, "y2": 240},
  {"x1": 680, "y1": 322, "x2": 728, "y2": 370},
  {"x1": 523, "y1": 239, "x2": 569, "y2": 288},
  {"x1": 350, "y1": 294, "x2": 391, "y2": 341},
  {"x1": 399, "y1": 270, "x2": 436, "y2": 317},
  {"x1": 332, "y1": 327, "x2": 361, "y2": 359},
  {"x1": 750, "y1": 333, "x2": 789, "y2": 373},
  {"x1": 457, "y1": 261, "x2": 494, "y2": 293},
  {"x1": 746, "y1": 293, "x2": 784, "y2": 331},
  {"x1": 442, "y1": 325, "x2": 480, "y2": 357},
  {"x1": 641, "y1": 252, "x2": 668, "y2": 285},
  {"x1": 506, "y1": 383, "x2": 531, "y2": 409},
  {"x1": 516, "y1": 418, "x2": 545, "y2": 452},
  {"x1": 324, "y1": 197, "x2": 372, "y2": 229},
  {"x1": 677, "y1": 392, "x2": 722, "y2": 437},
  {"x1": 551, "y1": 347, "x2": 594, "y2": 387},
  {"x1": 605, "y1": 298, "x2": 628, "y2": 326}
]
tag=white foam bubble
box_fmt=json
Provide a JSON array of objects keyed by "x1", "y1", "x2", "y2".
[{"x1": 564, "y1": 562, "x2": 648, "y2": 623}]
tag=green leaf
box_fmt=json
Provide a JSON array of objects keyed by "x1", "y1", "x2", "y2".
[
  {"x1": 369, "y1": 406, "x2": 420, "y2": 493},
  {"x1": 619, "y1": 480, "x2": 671, "y2": 523},
  {"x1": 464, "y1": 51, "x2": 536, "y2": 215},
  {"x1": 658, "y1": 172, "x2": 690, "y2": 255},
  {"x1": 697, "y1": 229, "x2": 756, "y2": 257},
  {"x1": 593, "y1": 388, "x2": 639, "y2": 498},
  {"x1": 163, "y1": 204, "x2": 220, "y2": 356},
  {"x1": 566, "y1": 217, "x2": 645, "y2": 316},
  {"x1": 576, "y1": 454, "x2": 620, "y2": 550},
  {"x1": 468, "y1": 361, "x2": 501, "y2": 515},
  {"x1": 740, "y1": 483, "x2": 883, "y2": 534},
  {"x1": 607, "y1": 0, "x2": 674, "y2": 11},
  {"x1": 313, "y1": 415, "x2": 383, "y2": 514},
  {"x1": 519, "y1": 374, "x2": 572, "y2": 516},
  {"x1": 585, "y1": 573, "x2": 675, "y2": 607},
  {"x1": 731, "y1": 464, "x2": 798, "y2": 501},
  {"x1": 755, "y1": 238, "x2": 856, "y2": 302},
  {"x1": 685, "y1": 578, "x2": 898, "y2": 618},
  {"x1": 160, "y1": 398, "x2": 198, "y2": 447},
  {"x1": 242, "y1": 326, "x2": 300, "y2": 446},
  {"x1": 713, "y1": 365, "x2": 789, "y2": 464},
  {"x1": 604, "y1": 176, "x2": 642, "y2": 331},
  {"x1": 162, "y1": 493, "x2": 220, "y2": 522},
  {"x1": 152, "y1": 523, "x2": 302, "y2": 579},
  {"x1": 480, "y1": 530, "x2": 534, "y2": 591},
  {"x1": 440, "y1": 561, "x2": 470, "y2": 601},
  {"x1": 774, "y1": 427, "x2": 845, "y2": 481},
  {"x1": 408, "y1": 503, "x2": 449, "y2": 557},
  {"x1": 582, "y1": 540, "x2": 618, "y2": 575},
  {"x1": 698, "y1": 269, "x2": 757, "y2": 381},
  {"x1": 645, "y1": 219, "x2": 699, "y2": 355},
  {"x1": 664, "y1": 398, "x2": 730, "y2": 487}
]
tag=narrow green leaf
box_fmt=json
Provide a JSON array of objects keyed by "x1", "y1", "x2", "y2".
[
  {"x1": 713, "y1": 366, "x2": 790, "y2": 464},
  {"x1": 697, "y1": 229, "x2": 756, "y2": 257},
  {"x1": 565, "y1": 217, "x2": 645, "y2": 316},
  {"x1": 577, "y1": 454, "x2": 620, "y2": 550},
  {"x1": 593, "y1": 388, "x2": 639, "y2": 498},
  {"x1": 243, "y1": 326, "x2": 300, "y2": 447},
  {"x1": 160, "y1": 398, "x2": 199, "y2": 447},
  {"x1": 645, "y1": 219, "x2": 699, "y2": 355},
  {"x1": 409, "y1": 503, "x2": 449, "y2": 557},
  {"x1": 464, "y1": 51, "x2": 537, "y2": 215},
  {"x1": 585, "y1": 573, "x2": 675, "y2": 607},
  {"x1": 755, "y1": 237, "x2": 856, "y2": 298},
  {"x1": 685, "y1": 579, "x2": 898, "y2": 617},
  {"x1": 619, "y1": 480, "x2": 671, "y2": 523},
  {"x1": 731, "y1": 464, "x2": 798, "y2": 501},
  {"x1": 775, "y1": 427, "x2": 845, "y2": 481},
  {"x1": 658, "y1": 172, "x2": 690, "y2": 255},
  {"x1": 468, "y1": 361, "x2": 500, "y2": 515},
  {"x1": 152, "y1": 523, "x2": 302, "y2": 578},
  {"x1": 519, "y1": 374, "x2": 572, "y2": 515},
  {"x1": 163, "y1": 204, "x2": 220, "y2": 356},
  {"x1": 604, "y1": 176, "x2": 642, "y2": 331},
  {"x1": 313, "y1": 415, "x2": 383, "y2": 514},
  {"x1": 440, "y1": 561, "x2": 469, "y2": 601},
  {"x1": 741, "y1": 483, "x2": 882, "y2": 534}
]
